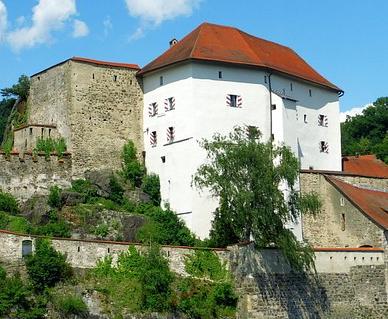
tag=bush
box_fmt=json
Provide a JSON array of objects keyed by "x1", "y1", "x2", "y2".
[
  {"x1": 34, "y1": 137, "x2": 67, "y2": 159},
  {"x1": 70, "y1": 179, "x2": 98, "y2": 202},
  {"x1": 0, "y1": 191, "x2": 19, "y2": 215},
  {"x1": 53, "y1": 138, "x2": 67, "y2": 159},
  {"x1": 33, "y1": 221, "x2": 71, "y2": 238},
  {"x1": 25, "y1": 239, "x2": 72, "y2": 292},
  {"x1": 54, "y1": 294, "x2": 88, "y2": 317},
  {"x1": 185, "y1": 249, "x2": 229, "y2": 281},
  {"x1": 94, "y1": 224, "x2": 109, "y2": 239},
  {"x1": 0, "y1": 273, "x2": 30, "y2": 316},
  {"x1": 142, "y1": 174, "x2": 161, "y2": 206},
  {"x1": 121, "y1": 140, "x2": 144, "y2": 187},
  {"x1": 48, "y1": 186, "x2": 62, "y2": 209},
  {"x1": 8, "y1": 216, "x2": 31, "y2": 233},
  {"x1": 109, "y1": 174, "x2": 124, "y2": 204},
  {"x1": 136, "y1": 207, "x2": 197, "y2": 246}
]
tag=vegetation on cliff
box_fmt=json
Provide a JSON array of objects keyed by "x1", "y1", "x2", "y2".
[
  {"x1": 194, "y1": 126, "x2": 322, "y2": 270},
  {"x1": 341, "y1": 97, "x2": 388, "y2": 163}
]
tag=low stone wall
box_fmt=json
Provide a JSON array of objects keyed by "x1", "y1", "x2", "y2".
[
  {"x1": 1, "y1": 230, "x2": 387, "y2": 318},
  {"x1": 0, "y1": 152, "x2": 72, "y2": 201}
]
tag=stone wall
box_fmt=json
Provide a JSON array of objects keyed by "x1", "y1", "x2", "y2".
[
  {"x1": 300, "y1": 172, "x2": 386, "y2": 248},
  {"x1": 0, "y1": 152, "x2": 72, "y2": 201},
  {"x1": 69, "y1": 60, "x2": 143, "y2": 177},
  {"x1": 1, "y1": 231, "x2": 387, "y2": 318}
]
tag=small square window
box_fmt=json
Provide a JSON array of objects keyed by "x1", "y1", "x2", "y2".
[
  {"x1": 160, "y1": 76, "x2": 164, "y2": 86},
  {"x1": 319, "y1": 141, "x2": 329, "y2": 153},
  {"x1": 150, "y1": 131, "x2": 157, "y2": 146},
  {"x1": 271, "y1": 104, "x2": 276, "y2": 110},
  {"x1": 167, "y1": 127, "x2": 175, "y2": 143},
  {"x1": 218, "y1": 71, "x2": 222, "y2": 79},
  {"x1": 318, "y1": 114, "x2": 328, "y2": 127},
  {"x1": 149, "y1": 102, "x2": 158, "y2": 117},
  {"x1": 227, "y1": 94, "x2": 242, "y2": 108},
  {"x1": 165, "y1": 97, "x2": 175, "y2": 111}
]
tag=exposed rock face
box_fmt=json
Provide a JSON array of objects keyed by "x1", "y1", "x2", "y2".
[
  {"x1": 20, "y1": 194, "x2": 51, "y2": 224},
  {"x1": 60, "y1": 190, "x2": 86, "y2": 207}
]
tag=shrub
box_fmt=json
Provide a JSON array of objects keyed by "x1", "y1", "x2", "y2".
[
  {"x1": 142, "y1": 174, "x2": 161, "y2": 206},
  {"x1": 109, "y1": 174, "x2": 124, "y2": 204},
  {"x1": 48, "y1": 186, "x2": 62, "y2": 209},
  {"x1": 34, "y1": 137, "x2": 54, "y2": 158},
  {"x1": 70, "y1": 179, "x2": 98, "y2": 202},
  {"x1": 121, "y1": 140, "x2": 144, "y2": 187},
  {"x1": 0, "y1": 191, "x2": 19, "y2": 215},
  {"x1": 53, "y1": 138, "x2": 67, "y2": 159},
  {"x1": 136, "y1": 207, "x2": 197, "y2": 246},
  {"x1": 8, "y1": 216, "x2": 31, "y2": 233},
  {"x1": 25, "y1": 239, "x2": 72, "y2": 292},
  {"x1": 0, "y1": 264, "x2": 6, "y2": 280},
  {"x1": 2, "y1": 135, "x2": 13, "y2": 157},
  {"x1": 0, "y1": 274, "x2": 30, "y2": 316},
  {"x1": 54, "y1": 294, "x2": 88, "y2": 317},
  {"x1": 185, "y1": 249, "x2": 229, "y2": 281},
  {"x1": 94, "y1": 224, "x2": 109, "y2": 239},
  {"x1": 33, "y1": 221, "x2": 71, "y2": 238}
]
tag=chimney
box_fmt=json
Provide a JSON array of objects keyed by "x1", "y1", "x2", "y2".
[{"x1": 169, "y1": 38, "x2": 178, "y2": 47}]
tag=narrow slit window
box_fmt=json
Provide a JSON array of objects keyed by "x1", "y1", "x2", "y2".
[
  {"x1": 290, "y1": 83, "x2": 293, "y2": 91},
  {"x1": 167, "y1": 127, "x2": 175, "y2": 143},
  {"x1": 340, "y1": 196, "x2": 345, "y2": 206},
  {"x1": 160, "y1": 76, "x2": 164, "y2": 86},
  {"x1": 92, "y1": 73, "x2": 95, "y2": 79},
  {"x1": 29, "y1": 128, "x2": 33, "y2": 135},
  {"x1": 164, "y1": 97, "x2": 175, "y2": 111},
  {"x1": 218, "y1": 71, "x2": 223, "y2": 79},
  {"x1": 264, "y1": 75, "x2": 267, "y2": 83},
  {"x1": 227, "y1": 94, "x2": 242, "y2": 108},
  {"x1": 150, "y1": 131, "x2": 157, "y2": 146},
  {"x1": 341, "y1": 214, "x2": 345, "y2": 231},
  {"x1": 309, "y1": 89, "x2": 312, "y2": 97},
  {"x1": 304, "y1": 114, "x2": 307, "y2": 123},
  {"x1": 113, "y1": 75, "x2": 117, "y2": 81},
  {"x1": 148, "y1": 102, "x2": 158, "y2": 117},
  {"x1": 41, "y1": 128, "x2": 44, "y2": 138}
]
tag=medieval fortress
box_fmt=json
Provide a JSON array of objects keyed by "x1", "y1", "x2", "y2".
[{"x1": 1, "y1": 22, "x2": 388, "y2": 317}]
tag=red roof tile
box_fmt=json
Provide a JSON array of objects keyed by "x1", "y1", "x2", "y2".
[
  {"x1": 139, "y1": 22, "x2": 341, "y2": 92},
  {"x1": 342, "y1": 155, "x2": 388, "y2": 178},
  {"x1": 325, "y1": 175, "x2": 388, "y2": 230}
]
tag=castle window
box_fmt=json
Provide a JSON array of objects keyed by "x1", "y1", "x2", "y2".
[
  {"x1": 130, "y1": 80, "x2": 133, "y2": 85},
  {"x1": 160, "y1": 76, "x2": 164, "y2": 86},
  {"x1": 290, "y1": 83, "x2": 293, "y2": 91},
  {"x1": 92, "y1": 73, "x2": 95, "y2": 79},
  {"x1": 319, "y1": 141, "x2": 329, "y2": 153},
  {"x1": 148, "y1": 102, "x2": 158, "y2": 117},
  {"x1": 318, "y1": 114, "x2": 328, "y2": 127},
  {"x1": 150, "y1": 131, "x2": 157, "y2": 147},
  {"x1": 264, "y1": 75, "x2": 267, "y2": 84},
  {"x1": 341, "y1": 214, "x2": 345, "y2": 231},
  {"x1": 227, "y1": 94, "x2": 242, "y2": 108},
  {"x1": 161, "y1": 156, "x2": 166, "y2": 163},
  {"x1": 218, "y1": 71, "x2": 223, "y2": 79},
  {"x1": 41, "y1": 128, "x2": 44, "y2": 138},
  {"x1": 48, "y1": 129, "x2": 51, "y2": 137},
  {"x1": 167, "y1": 127, "x2": 175, "y2": 143},
  {"x1": 30, "y1": 128, "x2": 33, "y2": 135},
  {"x1": 340, "y1": 196, "x2": 345, "y2": 206},
  {"x1": 113, "y1": 75, "x2": 117, "y2": 81},
  {"x1": 271, "y1": 104, "x2": 276, "y2": 110},
  {"x1": 309, "y1": 89, "x2": 312, "y2": 97},
  {"x1": 165, "y1": 97, "x2": 175, "y2": 111},
  {"x1": 22, "y1": 240, "x2": 33, "y2": 257},
  {"x1": 304, "y1": 114, "x2": 307, "y2": 123}
]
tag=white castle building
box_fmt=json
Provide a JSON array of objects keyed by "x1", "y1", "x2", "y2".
[{"x1": 139, "y1": 23, "x2": 343, "y2": 238}]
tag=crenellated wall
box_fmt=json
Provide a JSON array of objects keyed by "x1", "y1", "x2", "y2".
[
  {"x1": 0, "y1": 152, "x2": 72, "y2": 201},
  {"x1": 0, "y1": 230, "x2": 387, "y2": 318}
]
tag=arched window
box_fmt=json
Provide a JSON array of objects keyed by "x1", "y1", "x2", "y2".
[{"x1": 22, "y1": 240, "x2": 33, "y2": 257}]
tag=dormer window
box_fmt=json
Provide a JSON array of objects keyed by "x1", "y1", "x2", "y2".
[
  {"x1": 167, "y1": 127, "x2": 175, "y2": 143},
  {"x1": 149, "y1": 102, "x2": 158, "y2": 117},
  {"x1": 227, "y1": 94, "x2": 242, "y2": 108},
  {"x1": 165, "y1": 97, "x2": 175, "y2": 111},
  {"x1": 318, "y1": 114, "x2": 328, "y2": 127}
]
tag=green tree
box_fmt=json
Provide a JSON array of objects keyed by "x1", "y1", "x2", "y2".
[
  {"x1": 341, "y1": 97, "x2": 388, "y2": 163},
  {"x1": 142, "y1": 173, "x2": 161, "y2": 206},
  {"x1": 193, "y1": 126, "x2": 321, "y2": 270},
  {"x1": 121, "y1": 140, "x2": 145, "y2": 187},
  {"x1": 1, "y1": 75, "x2": 30, "y2": 101},
  {"x1": 0, "y1": 98, "x2": 15, "y2": 144}
]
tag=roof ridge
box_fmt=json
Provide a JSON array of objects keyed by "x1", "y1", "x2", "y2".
[{"x1": 189, "y1": 23, "x2": 204, "y2": 58}]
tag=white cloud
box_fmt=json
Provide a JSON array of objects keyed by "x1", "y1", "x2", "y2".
[
  {"x1": 125, "y1": 0, "x2": 201, "y2": 25},
  {"x1": 125, "y1": 0, "x2": 201, "y2": 39},
  {"x1": 73, "y1": 19, "x2": 89, "y2": 38},
  {"x1": 103, "y1": 15, "x2": 113, "y2": 36},
  {"x1": 7, "y1": 0, "x2": 77, "y2": 51},
  {"x1": 0, "y1": 1, "x2": 7, "y2": 42},
  {"x1": 340, "y1": 103, "x2": 372, "y2": 122}
]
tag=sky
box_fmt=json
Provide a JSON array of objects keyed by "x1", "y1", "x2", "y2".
[{"x1": 0, "y1": 0, "x2": 387, "y2": 116}]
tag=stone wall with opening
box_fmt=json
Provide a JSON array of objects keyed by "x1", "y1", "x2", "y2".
[{"x1": 13, "y1": 124, "x2": 60, "y2": 152}]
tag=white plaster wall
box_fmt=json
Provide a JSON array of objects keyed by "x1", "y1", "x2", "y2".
[{"x1": 143, "y1": 62, "x2": 342, "y2": 238}]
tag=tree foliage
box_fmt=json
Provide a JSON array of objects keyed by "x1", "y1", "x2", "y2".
[
  {"x1": 121, "y1": 140, "x2": 145, "y2": 187},
  {"x1": 0, "y1": 98, "x2": 15, "y2": 144},
  {"x1": 341, "y1": 97, "x2": 388, "y2": 163},
  {"x1": 1, "y1": 75, "x2": 30, "y2": 101},
  {"x1": 194, "y1": 126, "x2": 321, "y2": 270}
]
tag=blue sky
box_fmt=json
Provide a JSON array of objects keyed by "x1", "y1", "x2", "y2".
[{"x1": 0, "y1": 0, "x2": 387, "y2": 114}]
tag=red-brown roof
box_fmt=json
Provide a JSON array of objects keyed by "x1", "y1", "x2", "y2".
[
  {"x1": 325, "y1": 175, "x2": 388, "y2": 230},
  {"x1": 342, "y1": 155, "x2": 388, "y2": 178},
  {"x1": 139, "y1": 22, "x2": 341, "y2": 92}
]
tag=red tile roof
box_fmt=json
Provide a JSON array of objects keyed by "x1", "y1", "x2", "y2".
[
  {"x1": 325, "y1": 175, "x2": 388, "y2": 230},
  {"x1": 342, "y1": 155, "x2": 388, "y2": 178},
  {"x1": 139, "y1": 22, "x2": 341, "y2": 92}
]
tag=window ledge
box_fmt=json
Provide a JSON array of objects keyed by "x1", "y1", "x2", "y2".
[{"x1": 163, "y1": 137, "x2": 193, "y2": 146}]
